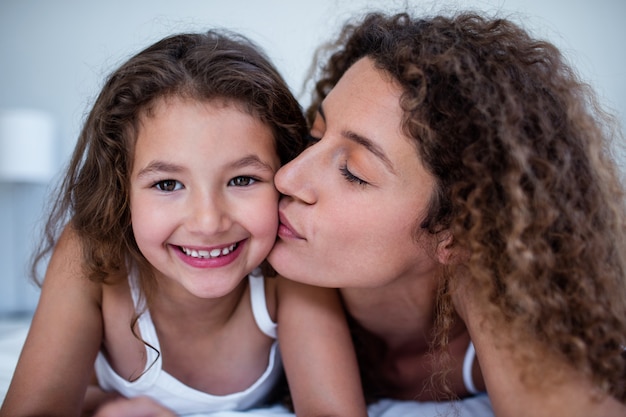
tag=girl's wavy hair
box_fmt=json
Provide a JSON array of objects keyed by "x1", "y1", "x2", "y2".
[
  {"x1": 309, "y1": 11, "x2": 626, "y2": 401},
  {"x1": 33, "y1": 30, "x2": 307, "y2": 305}
]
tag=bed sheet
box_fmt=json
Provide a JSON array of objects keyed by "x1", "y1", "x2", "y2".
[
  {"x1": 0, "y1": 319, "x2": 493, "y2": 416},
  {"x1": 181, "y1": 396, "x2": 494, "y2": 417},
  {"x1": 0, "y1": 317, "x2": 30, "y2": 404}
]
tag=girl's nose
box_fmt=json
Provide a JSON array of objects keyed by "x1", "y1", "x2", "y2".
[
  {"x1": 186, "y1": 192, "x2": 232, "y2": 234},
  {"x1": 274, "y1": 145, "x2": 318, "y2": 205}
]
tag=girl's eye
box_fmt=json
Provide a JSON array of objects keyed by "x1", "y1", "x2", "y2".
[
  {"x1": 154, "y1": 179, "x2": 182, "y2": 192},
  {"x1": 229, "y1": 176, "x2": 257, "y2": 187},
  {"x1": 340, "y1": 164, "x2": 368, "y2": 186}
]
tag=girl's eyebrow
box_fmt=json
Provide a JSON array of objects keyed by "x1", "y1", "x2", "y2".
[
  {"x1": 318, "y1": 103, "x2": 396, "y2": 174},
  {"x1": 136, "y1": 161, "x2": 183, "y2": 179},
  {"x1": 136, "y1": 155, "x2": 276, "y2": 179},
  {"x1": 229, "y1": 155, "x2": 277, "y2": 173}
]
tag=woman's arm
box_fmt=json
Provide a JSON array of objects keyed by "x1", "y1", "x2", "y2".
[
  {"x1": 453, "y1": 275, "x2": 626, "y2": 417},
  {"x1": 0, "y1": 227, "x2": 104, "y2": 417},
  {"x1": 276, "y1": 276, "x2": 368, "y2": 417}
]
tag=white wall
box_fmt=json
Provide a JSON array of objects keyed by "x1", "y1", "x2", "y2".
[{"x1": 1, "y1": 0, "x2": 625, "y2": 315}]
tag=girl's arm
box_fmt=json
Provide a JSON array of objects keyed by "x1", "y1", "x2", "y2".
[
  {"x1": 453, "y1": 277, "x2": 626, "y2": 417},
  {"x1": 93, "y1": 396, "x2": 176, "y2": 417},
  {"x1": 0, "y1": 227, "x2": 104, "y2": 417},
  {"x1": 276, "y1": 276, "x2": 367, "y2": 417}
]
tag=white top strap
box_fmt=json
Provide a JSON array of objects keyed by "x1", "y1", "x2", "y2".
[
  {"x1": 248, "y1": 268, "x2": 277, "y2": 339},
  {"x1": 463, "y1": 341, "x2": 480, "y2": 395}
]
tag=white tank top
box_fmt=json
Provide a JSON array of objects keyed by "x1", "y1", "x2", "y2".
[
  {"x1": 94, "y1": 268, "x2": 282, "y2": 414},
  {"x1": 463, "y1": 341, "x2": 481, "y2": 395}
]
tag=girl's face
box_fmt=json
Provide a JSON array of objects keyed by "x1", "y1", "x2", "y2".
[
  {"x1": 130, "y1": 97, "x2": 280, "y2": 300},
  {"x1": 268, "y1": 57, "x2": 438, "y2": 289}
]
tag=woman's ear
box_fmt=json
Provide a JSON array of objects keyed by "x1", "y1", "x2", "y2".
[{"x1": 435, "y1": 231, "x2": 467, "y2": 265}]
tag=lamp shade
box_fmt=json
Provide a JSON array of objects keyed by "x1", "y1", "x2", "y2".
[{"x1": 0, "y1": 109, "x2": 56, "y2": 183}]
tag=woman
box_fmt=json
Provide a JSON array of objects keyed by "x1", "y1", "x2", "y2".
[
  {"x1": 36, "y1": 10, "x2": 626, "y2": 417},
  {"x1": 269, "y1": 10, "x2": 626, "y2": 417}
]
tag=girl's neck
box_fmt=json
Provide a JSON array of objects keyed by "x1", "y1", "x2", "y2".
[{"x1": 150, "y1": 278, "x2": 249, "y2": 335}]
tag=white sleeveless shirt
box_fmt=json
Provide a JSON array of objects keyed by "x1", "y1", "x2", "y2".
[{"x1": 94, "y1": 268, "x2": 282, "y2": 415}]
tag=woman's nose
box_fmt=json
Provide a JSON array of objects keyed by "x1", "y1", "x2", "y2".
[{"x1": 274, "y1": 146, "x2": 318, "y2": 205}]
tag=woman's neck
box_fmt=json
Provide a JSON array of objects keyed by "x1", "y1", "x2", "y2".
[
  {"x1": 340, "y1": 275, "x2": 440, "y2": 352},
  {"x1": 340, "y1": 271, "x2": 476, "y2": 401}
]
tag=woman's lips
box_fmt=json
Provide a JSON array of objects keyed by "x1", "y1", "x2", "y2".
[{"x1": 278, "y1": 211, "x2": 305, "y2": 240}]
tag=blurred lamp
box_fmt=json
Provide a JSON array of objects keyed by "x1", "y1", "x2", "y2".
[{"x1": 0, "y1": 109, "x2": 56, "y2": 183}]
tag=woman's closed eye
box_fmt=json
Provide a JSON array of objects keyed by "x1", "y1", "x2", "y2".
[
  {"x1": 340, "y1": 163, "x2": 368, "y2": 186},
  {"x1": 154, "y1": 179, "x2": 183, "y2": 192}
]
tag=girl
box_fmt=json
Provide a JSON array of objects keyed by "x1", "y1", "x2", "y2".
[{"x1": 0, "y1": 30, "x2": 366, "y2": 417}]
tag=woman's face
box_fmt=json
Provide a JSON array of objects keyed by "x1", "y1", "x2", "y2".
[{"x1": 268, "y1": 57, "x2": 439, "y2": 289}]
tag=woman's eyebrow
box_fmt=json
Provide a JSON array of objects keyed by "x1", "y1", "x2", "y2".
[
  {"x1": 319, "y1": 102, "x2": 396, "y2": 174},
  {"x1": 343, "y1": 130, "x2": 396, "y2": 174}
]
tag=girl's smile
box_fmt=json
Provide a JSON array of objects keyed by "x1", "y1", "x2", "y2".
[
  {"x1": 179, "y1": 242, "x2": 239, "y2": 259},
  {"x1": 174, "y1": 240, "x2": 244, "y2": 268},
  {"x1": 130, "y1": 96, "x2": 280, "y2": 299}
]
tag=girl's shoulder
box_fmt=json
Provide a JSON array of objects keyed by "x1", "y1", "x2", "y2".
[
  {"x1": 99, "y1": 268, "x2": 149, "y2": 381},
  {"x1": 43, "y1": 225, "x2": 104, "y2": 301},
  {"x1": 100, "y1": 270, "x2": 134, "y2": 328}
]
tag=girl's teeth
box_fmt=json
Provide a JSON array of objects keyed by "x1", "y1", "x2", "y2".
[{"x1": 182, "y1": 244, "x2": 236, "y2": 259}]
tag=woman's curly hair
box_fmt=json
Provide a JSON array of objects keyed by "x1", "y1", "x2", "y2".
[
  {"x1": 33, "y1": 30, "x2": 307, "y2": 302},
  {"x1": 309, "y1": 11, "x2": 626, "y2": 401}
]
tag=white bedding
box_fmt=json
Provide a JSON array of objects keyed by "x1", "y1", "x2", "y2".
[
  {"x1": 0, "y1": 318, "x2": 493, "y2": 416},
  {"x1": 180, "y1": 396, "x2": 494, "y2": 417},
  {"x1": 0, "y1": 317, "x2": 30, "y2": 403},
  {"x1": 188, "y1": 396, "x2": 494, "y2": 417}
]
